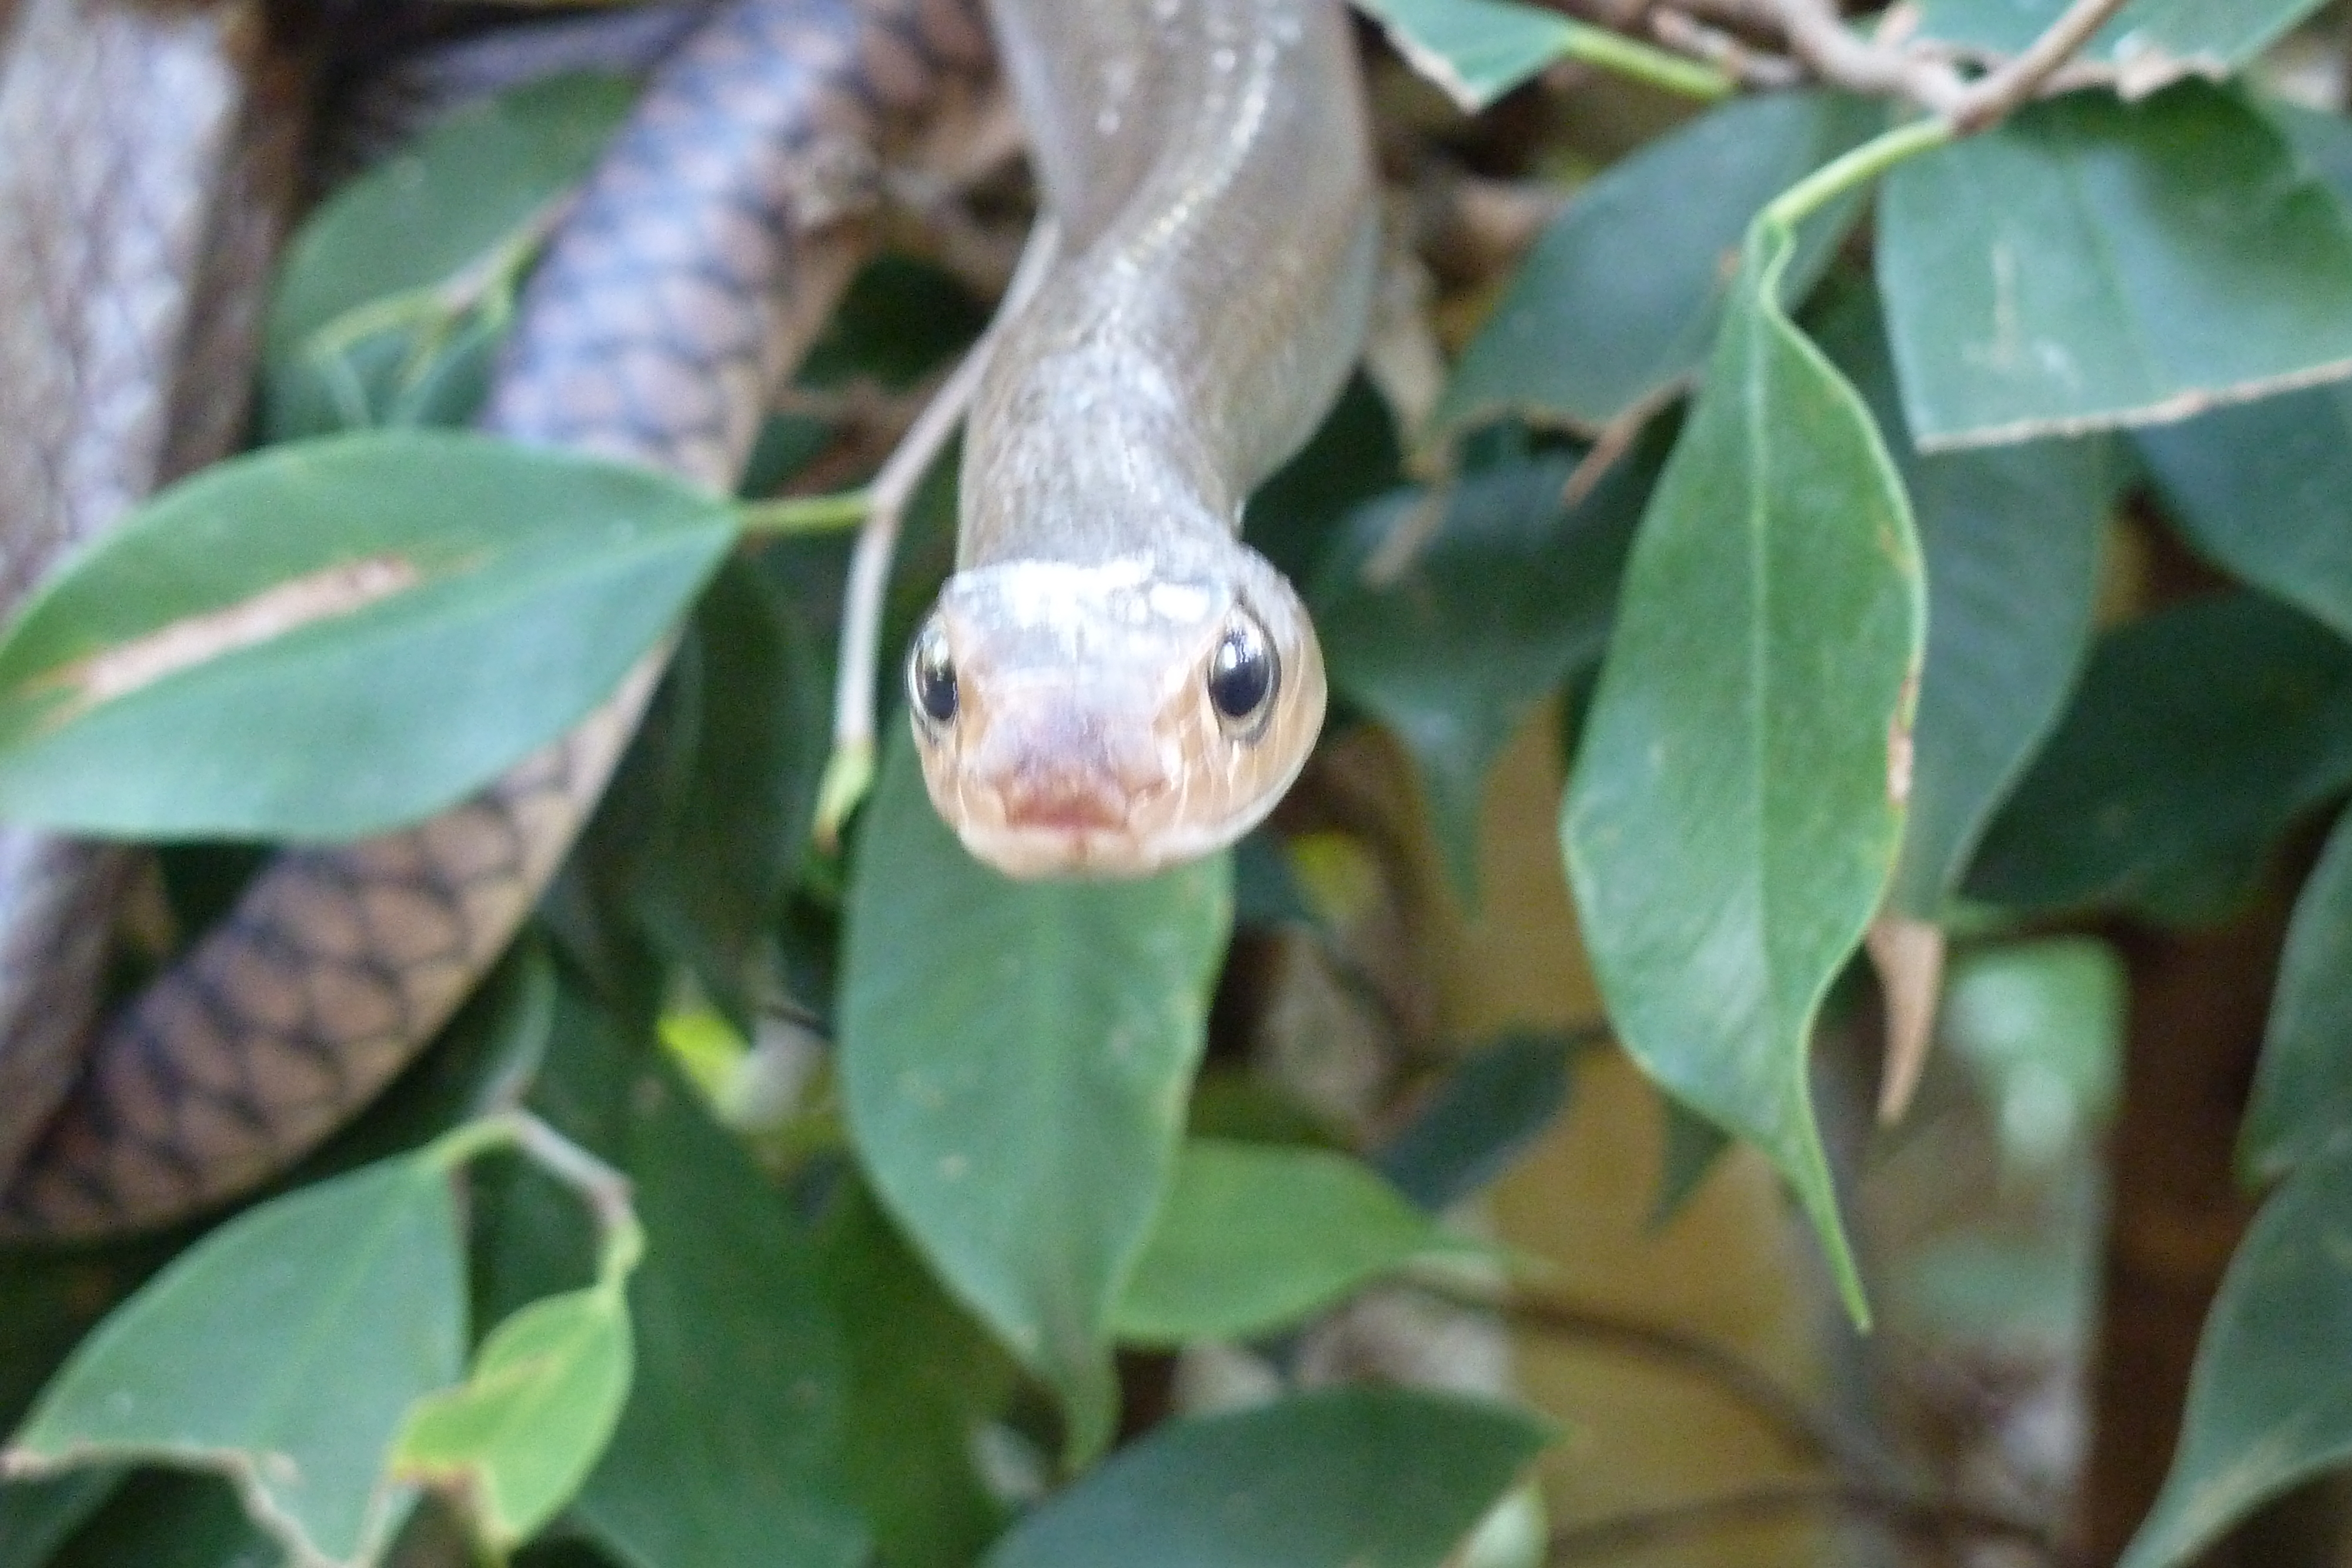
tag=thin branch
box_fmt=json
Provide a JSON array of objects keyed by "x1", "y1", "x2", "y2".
[
  {"x1": 1753, "y1": 0, "x2": 2127, "y2": 131},
  {"x1": 1545, "y1": 1480, "x2": 2062, "y2": 1564},
  {"x1": 1768, "y1": 0, "x2": 1966, "y2": 111},
  {"x1": 1646, "y1": 9, "x2": 1806, "y2": 89},
  {"x1": 1437, "y1": 1287, "x2": 1869, "y2": 1475},
  {"x1": 811, "y1": 217, "x2": 1062, "y2": 848},
  {"x1": 1945, "y1": 0, "x2": 2133, "y2": 130}
]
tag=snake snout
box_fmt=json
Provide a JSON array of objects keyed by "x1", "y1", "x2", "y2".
[{"x1": 994, "y1": 717, "x2": 1168, "y2": 831}]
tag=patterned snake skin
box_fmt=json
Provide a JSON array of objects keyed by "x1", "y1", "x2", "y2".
[{"x1": 0, "y1": 0, "x2": 993, "y2": 1239}]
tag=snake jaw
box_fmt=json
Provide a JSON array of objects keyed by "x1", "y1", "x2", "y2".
[{"x1": 908, "y1": 555, "x2": 1324, "y2": 879}]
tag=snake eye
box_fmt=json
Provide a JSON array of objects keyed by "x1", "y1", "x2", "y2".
[
  {"x1": 908, "y1": 620, "x2": 958, "y2": 731},
  {"x1": 1207, "y1": 613, "x2": 1278, "y2": 735}
]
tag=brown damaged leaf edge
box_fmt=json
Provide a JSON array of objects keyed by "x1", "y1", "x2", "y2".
[{"x1": 25, "y1": 554, "x2": 426, "y2": 723}]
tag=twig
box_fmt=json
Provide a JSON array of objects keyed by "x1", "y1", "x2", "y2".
[
  {"x1": 1763, "y1": 0, "x2": 2128, "y2": 129},
  {"x1": 1647, "y1": 9, "x2": 1805, "y2": 89},
  {"x1": 1545, "y1": 1480, "x2": 2061, "y2": 1564},
  {"x1": 811, "y1": 217, "x2": 1062, "y2": 848},
  {"x1": 1944, "y1": 0, "x2": 2132, "y2": 130},
  {"x1": 1769, "y1": 0, "x2": 1966, "y2": 111},
  {"x1": 1484, "y1": 1292, "x2": 1874, "y2": 1475}
]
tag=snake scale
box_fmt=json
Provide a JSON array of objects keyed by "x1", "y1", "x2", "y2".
[{"x1": 0, "y1": 0, "x2": 1371, "y2": 1241}]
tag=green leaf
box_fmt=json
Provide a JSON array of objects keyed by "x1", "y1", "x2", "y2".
[
  {"x1": 981, "y1": 1387, "x2": 1551, "y2": 1568},
  {"x1": 840, "y1": 731, "x2": 1231, "y2": 1463},
  {"x1": 1244, "y1": 377, "x2": 1405, "y2": 591},
  {"x1": 1375, "y1": 1031, "x2": 1586, "y2": 1212},
  {"x1": 4, "y1": 1159, "x2": 465, "y2": 1567},
  {"x1": 611, "y1": 559, "x2": 828, "y2": 1008},
  {"x1": 2120, "y1": 1149, "x2": 2352, "y2": 1568},
  {"x1": 1913, "y1": 0, "x2": 2327, "y2": 86},
  {"x1": 1562, "y1": 204, "x2": 1925, "y2": 1326},
  {"x1": 1967, "y1": 594, "x2": 2352, "y2": 916},
  {"x1": 265, "y1": 73, "x2": 637, "y2": 440},
  {"x1": 1809, "y1": 276, "x2": 2117, "y2": 917},
  {"x1": 0, "y1": 430, "x2": 736, "y2": 840},
  {"x1": 1432, "y1": 92, "x2": 1883, "y2": 440},
  {"x1": 1349, "y1": 0, "x2": 1616, "y2": 109},
  {"x1": 2264, "y1": 99, "x2": 2352, "y2": 206},
  {"x1": 395, "y1": 1286, "x2": 632, "y2": 1550},
  {"x1": 544, "y1": 1029, "x2": 867, "y2": 1568},
  {"x1": 1651, "y1": 1099, "x2": 1732, "y2": 1229},
  {"x1": 2138, "y1": 385, "x2": 2352, "y2": 643},
  {"x1": 1877, "y1": 82, "x2": 2352, "y2": 451},
  {"x1": 1312, "y1": 446, "x2": 1652, "y2": 898},
  {"x1": 2243, "y1": 805, "x2": 2352, "y2": 1181},
  {"x1": 1111, "y1": 1141, "x2": 1484, "y2": 1346},
  {"x1": 818, "y1": 1178, "x2": 1017, "y2": 1568}
]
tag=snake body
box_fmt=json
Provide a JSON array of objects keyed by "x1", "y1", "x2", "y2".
[
  {"x1": 0, "y1": 0, "x2": 990, "y2": 1239},
  {"x1": 913, "y1": 0, "x2": 1377, "y2": 877},
  {"x1": 0, "y1": 0, "x2": 1367, "y2": 1238}
]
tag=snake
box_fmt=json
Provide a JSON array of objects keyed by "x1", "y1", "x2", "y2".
[
  {"x1": 0, "y1": 0, "x2": 1372, "y2": 1241},
  {"x1": 912, "y1": 0, "x2": 1376, "y2": 877}
]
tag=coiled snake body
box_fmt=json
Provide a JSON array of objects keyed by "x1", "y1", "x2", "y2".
[{"x1": 0, "y1": 0, "x2": 1371, "y2": 1241}]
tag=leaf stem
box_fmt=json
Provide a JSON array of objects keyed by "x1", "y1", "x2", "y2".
[
  {"x1": 1760, "y1": 115, "x2": 1953, "y2": 233},
  {"x1": 736, "y1": 487, "x2": 873, "y2": 536},
  {"x1": 1555, "y1": 20, "x2": 1736, "y2": 101},
  {"x1": 423, "y1": 1110, "x2": 644, "y2": 1289}
]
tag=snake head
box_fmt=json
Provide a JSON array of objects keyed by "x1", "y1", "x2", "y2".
[{"x1": 906, "y1": 553, "x2": 1325, "y2": 879}]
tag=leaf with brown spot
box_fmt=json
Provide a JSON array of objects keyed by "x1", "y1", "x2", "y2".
[{"x1": 0, "y1": 430, "x2": 736, "y2": 841}]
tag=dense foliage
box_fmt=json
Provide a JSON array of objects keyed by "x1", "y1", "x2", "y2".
[{"x1": 11, "y1": 0, "x2": 2352, "y2": 1564}]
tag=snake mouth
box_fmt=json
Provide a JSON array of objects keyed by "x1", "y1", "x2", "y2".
[{"x1": 960, "y1": 820, "x2": 1155, "y2": 879}]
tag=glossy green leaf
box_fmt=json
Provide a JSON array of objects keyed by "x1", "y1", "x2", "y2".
[
  {"x1": 1967, "y1": 594, "x2": 2352, "y2": 915},
  {"x1": 265, "y1": 73, "x2": 637, "y2": 440},
  {"x1": 4, "y1": 1159, "x2": 464, "y2": 1567},
  {"x1": 0, "y1": 430, "x2": 734, "y2": 840},
  {"x1": 1877, "y1": 83, "x2": 2352, "y2": 450},
  {"x1": 395, "y1": 1286, "x2": 632, "y2": 1550},
  {"x1": 1434, "y1": 92, "x2": 1883, "y2": 440},
  {"x1": 1375, "y1": 1031, "x2": 1586, "y2": 1212},
  {"x1": 2138, "y1": 385, "x2": 2352, "y2": 643},
  {"x1": 1563, "y1": 206, "x2": 1925, "y2": 1325},
  {"x1": 613, "y1": 559, "x2": 827, "y2": 1008},
  {"x1": 2243, "y1": 805, "x2": 2352, "y2": 1181},
  {"x1": 818, "y1": 1179, "x2": 1016, "y2": 1568},
  {"x1": 2265, "y1": 99, "x2": 2352, "y2": 206},
  {"x1": 1914, "y1": 0, "x2": 2327, "y2": 85},
  {"x1": 1313, "y1": 446, "x2": 1651, "y2": 898},
  {"x1": 982, "y1": 1387, "x2": 1551, "y2": 1568},
  {"x1": 2122, "y1": 1149, "x2": 2352, "y2": 1568},
  {"x1": 557, "y1": 1037, "x2": 866, "y2": 1568},
  {"x1": 840, "y1": 732, "x2": 1231, "y2": 1462},
  {"x1": 1809, "y1": 277, "x2": 2116, "y2": 917},
  {"x1": 1349, "y1": 0, "x2": 1618, "y2": 109},
  {"x1": 1244, "y1": 376, "x2": 1405, "y2": 590},
  {"x1": 1651, "y1": 1099, "x2": 1732, "y2": 1229},
  {"x1": 1111, "y1": 1141, "x2": 1483, "y2": 1346}
]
